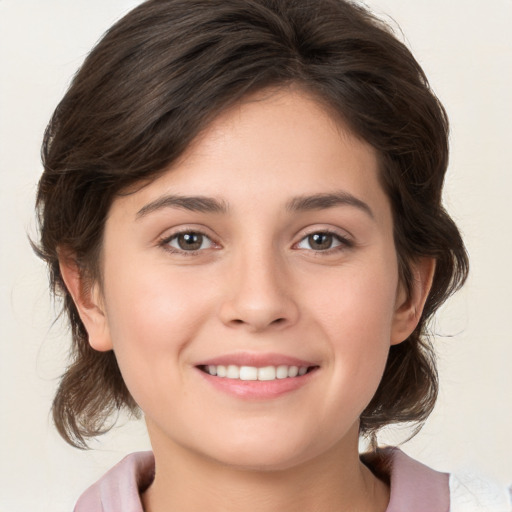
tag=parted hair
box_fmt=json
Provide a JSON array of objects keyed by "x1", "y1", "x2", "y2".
[{"x1": 35, "y1": 0, "x2": 468, "y2": 448}]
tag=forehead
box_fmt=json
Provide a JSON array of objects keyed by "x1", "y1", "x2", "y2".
[{"x1": 111, "y1": 88, "x2": 389, "y2": 222}]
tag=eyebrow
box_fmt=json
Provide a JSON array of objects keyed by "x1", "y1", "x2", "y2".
[
  {"x1": 286, "y1": 192, "x2": 374, "y2": 219},
  {"x1": 136, "y1": 194, "x2": 228, "y2": 219},
  {"x1": 136, "y1": 191, "x2": 373, "y2": 219}
]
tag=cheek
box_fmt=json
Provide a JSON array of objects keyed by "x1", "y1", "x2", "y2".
[
  {"x1": 101, "y1": 261, "x2": 216, "y2": 404},
  {"x1": 307, "y1": 258, "x2": 398, "y2": 336},
  {"x1": 304, "y1": 259, "x2": 399, "y2": 398},
  {"x1": 104, "y1": 249, "x2": 217, "y2": 332}
]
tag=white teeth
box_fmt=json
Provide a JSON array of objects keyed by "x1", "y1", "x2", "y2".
[
  {"x1": 288, "y1": 366, "x2": 299, "y2": 377},
  {"x1": 276, "y1": 365, "x2": 289, "y2": 379},
  {"x1": 226, "y1": 365, "x2": 239, "y2": 379},
  {"x1": 203, "y1": 364, "x2": 312, "y2": 380},
  {"x1": 239, "y1": 366, "x2": 258, "y2": 381},
  {"x1": 258, "y1": 366, "x2": 276, "y2": 381}
]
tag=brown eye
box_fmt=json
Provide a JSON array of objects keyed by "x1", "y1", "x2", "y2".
[
  {"x1": 166, "y1": 232, "x2": 213, "y2": 252},
  {"x1": 307, "y1": 233, "x2": 334, "y2": 250},
  {"x1": 177, "y1": 232, "x2": 203, "y2": 250},
  {"x1": 296, "y1": 231, "x2": 349, "y2": 252}
]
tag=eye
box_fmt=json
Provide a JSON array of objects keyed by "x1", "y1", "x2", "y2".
[
  {"x1": 164, "y1": 231, "x2": 214, "y2": 252},
  {"x1": 296, "y1": 231, "x2": 350, "y2": 251}
]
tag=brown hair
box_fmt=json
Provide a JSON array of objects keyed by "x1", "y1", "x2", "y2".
[{"x1": 35, "y1": 0, "x2": 468, "y2": 448}]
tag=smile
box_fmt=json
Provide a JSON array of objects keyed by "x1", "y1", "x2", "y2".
[{"x1": 199, "y1": 364, "x2": 314, "y2": 381}]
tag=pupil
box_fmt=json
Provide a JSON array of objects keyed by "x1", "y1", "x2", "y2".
[
  {"x1": 178, "y1": 233, "x2": 202, "y2": 250},
  {"x1": 310, "y1": 233, "x2": 332, "y2": 250}
]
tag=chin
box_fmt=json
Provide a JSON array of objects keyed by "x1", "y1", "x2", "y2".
[
  {"x1": 198, "y1": 428, "x2": 328, "y2": 472},
  {"x1": 214, "y1": 447, "x2": 311, "y2": 472}
]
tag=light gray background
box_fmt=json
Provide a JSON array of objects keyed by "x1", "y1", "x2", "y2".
[{"x1": 1, "y1": 0, "x2": 511, "y2": 510}]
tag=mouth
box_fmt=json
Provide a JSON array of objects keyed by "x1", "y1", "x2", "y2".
[
  {"x1": 197, "y1": 364, "x2": 319, "y2": 381},
  {"x1": 194, "y1": 354, "x2": 320, "y2": 398}
]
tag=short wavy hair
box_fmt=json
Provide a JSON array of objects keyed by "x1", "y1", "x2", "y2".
[{"x1": 35, "y1": 0, "x2": 468, "y2": 448}]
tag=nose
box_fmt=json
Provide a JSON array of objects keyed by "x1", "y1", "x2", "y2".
[{"x1": 218, "y1": 248, "x2": 299, "y2": 332}]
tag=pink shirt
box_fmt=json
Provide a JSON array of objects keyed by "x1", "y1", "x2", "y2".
[{"x1": 74, "y1": 448, "x2": 452, "y2": 511}]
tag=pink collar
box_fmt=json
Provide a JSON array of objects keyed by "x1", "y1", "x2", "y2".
[
  {"x1": 364, "y1": 447, "x2": 449, "y2": 512},
  {"x1": 74, "y1": 448, "x2": 449, "y2": 511}
]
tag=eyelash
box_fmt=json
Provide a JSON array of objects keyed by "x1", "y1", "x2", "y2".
[{"x1": 158, "y1": 229, "x2": 353, "y2": 256}]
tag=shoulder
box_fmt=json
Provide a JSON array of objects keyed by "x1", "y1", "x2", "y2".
[
  {"x1": 363, "y1": 447, "x2": 450, "y2": 512},
  {"x1": 73, "y1": 451, "x2": 155, "y2": 512},
  {"x1": 363, "y1": 448, "x2": 511, "y2": 512}
]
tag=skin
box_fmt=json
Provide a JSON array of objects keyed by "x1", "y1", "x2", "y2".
[{"x1": 61, "y1": 88, "x2": 434, "y2": 512}]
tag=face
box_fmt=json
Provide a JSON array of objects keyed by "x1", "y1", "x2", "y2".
[{"x1": 78, "y1": 88, "x2": 420, "y2": 470}]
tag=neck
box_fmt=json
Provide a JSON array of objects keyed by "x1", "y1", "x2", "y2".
[{"x1": 142, "y1": 430, "x2": 389, "y2": 512}]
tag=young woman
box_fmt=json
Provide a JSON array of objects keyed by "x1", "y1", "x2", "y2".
[{"x1": 34, "y1": 0, "x2": 510, "y2": 510}]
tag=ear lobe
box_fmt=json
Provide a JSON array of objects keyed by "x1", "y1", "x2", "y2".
[
  {"x1": 391, "y1": 258, "x2": 436, "y2": 346},
  {"x1": 58, "y1": 249, "x2": 113, "y2": 352}
]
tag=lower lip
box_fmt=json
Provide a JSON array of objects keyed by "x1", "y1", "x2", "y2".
[{"x1": 196, "y1": 368, "x2": 318, "y2": 399}]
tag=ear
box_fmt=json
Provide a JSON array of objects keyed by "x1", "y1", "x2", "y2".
[
  {"x1": 391, "y1": 257, "x2": 436, "y2": 346},
  {"x1": 58, "y1": 249, "x2": 113, "y2": 352}
]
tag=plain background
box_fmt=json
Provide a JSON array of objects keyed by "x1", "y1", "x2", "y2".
[{"x1": 1, "y1": 0, "x2": 511, "y2": 510}]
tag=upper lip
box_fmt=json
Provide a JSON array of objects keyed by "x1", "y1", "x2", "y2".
[{"x1": 194, "y1": 352, "x2": 319, "y2": 368}]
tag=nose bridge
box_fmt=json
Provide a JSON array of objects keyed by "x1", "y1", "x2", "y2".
[{"x1": 219, "y1": 237, "x2": 298, "y2": 331}]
